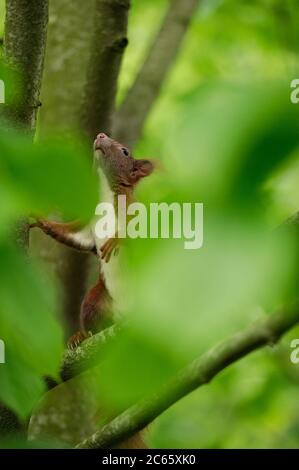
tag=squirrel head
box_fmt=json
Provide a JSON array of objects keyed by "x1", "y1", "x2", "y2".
[{"x1": 94, "y1": 133, "x2": 154, "y2": 190}]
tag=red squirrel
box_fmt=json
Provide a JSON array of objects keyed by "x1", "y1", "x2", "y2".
[{"x1": 31, "y1": 133, "x2": 154, "y2": 348}]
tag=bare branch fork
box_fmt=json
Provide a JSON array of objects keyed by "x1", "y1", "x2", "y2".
[{"x1": 75, "y1": 308, "x2": 299, "y2": 448}]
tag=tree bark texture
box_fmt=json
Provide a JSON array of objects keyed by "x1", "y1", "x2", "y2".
[
  {"x1": 3, "y1": 0, "x2": 48, "y2": 131},
  {"x1": 82, "y1": 0, "x2": 130, "y2": 139}
]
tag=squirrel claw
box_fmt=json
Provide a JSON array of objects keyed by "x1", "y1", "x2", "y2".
[
  {"x1": 67, "y1": 331, "x2": 91, "y2": 350},
  {"x1": 100, "y1": 238, "x2": 119, "y2": 263}
]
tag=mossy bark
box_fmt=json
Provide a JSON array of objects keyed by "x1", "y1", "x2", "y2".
[
  {"x1": 3, "y1": 0, "x2": 48, "y2": 131},
  {"x1": 82, "y1": 0, "x2": 130, "y2": 139}
]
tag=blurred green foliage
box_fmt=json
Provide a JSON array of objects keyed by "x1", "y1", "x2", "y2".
[
  {"x1": 94, "y1": 78, "x2": 299, "y2": 430},
  {"x1": 112, "y1": 0, "x2": 299, "y2": 448},
  {"x1": 0, "y1": 125, "x2": 97, "y2": 417},
  {"x1": 1, "y1": 0, "x2": 299, "y2": 449},
  {"x1": 0, "y1": 133, "x2": 98, "y2": 224}
]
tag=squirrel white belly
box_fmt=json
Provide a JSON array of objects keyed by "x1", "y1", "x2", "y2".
[{"x1": 94, "y1": 167, "x2": 124, "y2": 318}]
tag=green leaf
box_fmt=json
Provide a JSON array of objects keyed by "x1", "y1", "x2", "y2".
[
  {"x1": 0, "y1": 347, "x2": 45, "y2": 419},
  {"x1": 165, "y1": 82, "x2": 299, "y2": 208},
  {"x1": 0, "y1": 243, "x2": 64, "y2": 417},
  {"x1": 0, "y1": 244, "x2": 64, "y2": 378},
  {"x1": 0, "y1": 132, "x2": 98, "y2": 223},
  {"x1": 94, "y1": 213, "x2": 296, "y2": 409}
]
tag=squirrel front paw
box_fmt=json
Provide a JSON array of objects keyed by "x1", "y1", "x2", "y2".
[{"x1": 29, "y1": 218, "x2": 49, "y2": 233}]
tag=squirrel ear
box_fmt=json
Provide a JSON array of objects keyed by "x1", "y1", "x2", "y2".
[{"x1": 130, "y1": 159, "x2": 155, "y2": 183}]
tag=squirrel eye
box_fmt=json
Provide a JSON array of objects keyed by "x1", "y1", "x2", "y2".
[{"x1": 121, "y1": 147, "x2": 129, "y2": 156}]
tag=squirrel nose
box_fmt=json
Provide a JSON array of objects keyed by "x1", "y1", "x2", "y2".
[{"x1": 97, "y1": 133, "x2": 107, "y2": 139}]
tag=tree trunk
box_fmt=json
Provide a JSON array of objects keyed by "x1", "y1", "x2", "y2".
[
  {"x1": 28, "y1": 0, "x2": 131, "y2": 446},
  {"x1": 38, "y1": 0, "x2": 94, "y2": 135},
  {"x1": 82, "y1": 0, "x2": 130, "y2": 139},
  {"x1": 34, "y1": 0, "x2": 96, "y2": 336},
  {"x1": 1, "y1": 0, "x2": 49, "y2": 436},
  {"x1": 3, "y1": 0, "x2": 48, "y2": 132},
  {"x1": 35, "y1": 0, "x2": 130, "y2": 336}
]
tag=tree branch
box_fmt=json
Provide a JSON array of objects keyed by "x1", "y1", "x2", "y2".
[
  {"x1": 60, "y1": 325, "x2": 119, "y2": 382},
  {"x1": 113, "y1": 0, "x2": 200, "y2": 147},
  {"x1": 76, "y1": 308, "x2": 299, "y2": 448},
  {"x1": 82, "y1": 0, "x2": 130, "y2": 140}
]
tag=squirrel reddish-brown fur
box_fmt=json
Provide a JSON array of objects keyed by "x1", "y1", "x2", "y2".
[{"x1": 31, "y1": 133, "x2": 154, "y2": 349}]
